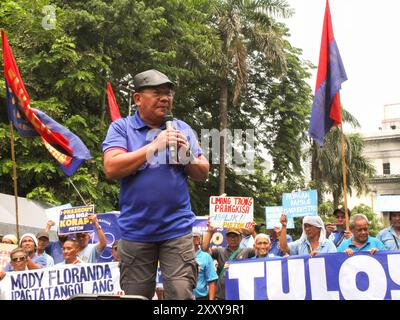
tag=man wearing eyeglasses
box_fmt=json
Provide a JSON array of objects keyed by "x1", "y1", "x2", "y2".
[{"x1": 102, "y1": 69, "x2": 209, "y2": 300}]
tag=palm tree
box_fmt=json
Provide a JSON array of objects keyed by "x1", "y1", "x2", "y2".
[
  {"x1": 213, "y1": 0, "x2": 293, "y2": 194},
  {"x1": 310, "y1": 109, "x2": 376, "y2": 208}
]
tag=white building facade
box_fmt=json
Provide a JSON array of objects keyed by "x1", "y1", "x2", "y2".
[{"x1": 348, "y1": 104, "x2": 400, "y2": 226}]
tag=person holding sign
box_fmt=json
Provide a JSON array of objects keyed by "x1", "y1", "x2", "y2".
[
  {"x1": 202, "y1": 219, "x2": 255, "y2": 300},
  {"x1": 75, "y1": 213, "x2": 107, "y2": 263},
  {"x1": 279, "y1": 214, "x2": 337, "y2": 257},
  {"x1": 239, "y1": 222, "x2": 256, "y2": 249},
  {"x1": 102, "y1": 69, "x2": 209, "y2": 299}
]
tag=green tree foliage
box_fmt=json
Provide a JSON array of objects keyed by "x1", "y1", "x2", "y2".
[
  {"x1": 0, "y1": 0, "x2": 311, "y2": 219},
  {"x1": 211, "y1": 0, "x2": 293, "y2": 194}
]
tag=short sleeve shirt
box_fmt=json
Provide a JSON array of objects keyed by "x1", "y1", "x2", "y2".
[{"x1": 102, "y1": 112, "x2": 203, "y2": 242}]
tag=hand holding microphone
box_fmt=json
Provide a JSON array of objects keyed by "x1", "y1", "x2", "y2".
[
  {"x1": 164, "y1": 112, "x2": 178, "y2": 164},
  {"x1": 164, "y1": 111, "x2": 192, "y2": 165}
]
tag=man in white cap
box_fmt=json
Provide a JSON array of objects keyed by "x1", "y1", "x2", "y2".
[
  {"x1": 3, "y1": 233, "x2": 46, "y2": 271},
  {"x1": 279, "y1": 215, "x2": 337, "y2": 257}
]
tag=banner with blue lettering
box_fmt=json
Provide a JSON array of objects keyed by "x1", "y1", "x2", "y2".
[
  {"x1": 282, "y1": 190, "x2": 318, "y2": 218},
  {"x1": 0, "y1": 262, "x2": 122, "y2": 300},
  {"x1": 90, "y1": 212, "x2": 121, "y2": 262},
  {"x1": 226, "y1": 251, "x2": 400, "y2": 300}
]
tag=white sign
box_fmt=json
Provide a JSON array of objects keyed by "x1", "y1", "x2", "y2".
[{"x1": 209, "y1": 196, "x2": 253, "y2": 229}]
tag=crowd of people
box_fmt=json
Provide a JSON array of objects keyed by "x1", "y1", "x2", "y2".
[
  {"x1": 1, "y1": 69, "x2": 399, "y2": 300},
  {"x1": 1, "y1": 208, "x2": 399, "y2": 300}
]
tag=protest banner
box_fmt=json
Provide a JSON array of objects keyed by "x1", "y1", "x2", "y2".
[
  {"x1": 58, "y1": 205, "x2": 95, "y2": 234},
  {"x1": 209, "y1": 196, "x2": 253, "y2": 229},
  {"x1": 0, "y1": 262, "x2": 121, "y2": 300},
  {"x1": 226, "y1": 251, "x2": 400, "y2": 300},
  {"x1": 265, "y1": 206, "x2": 294, "y2": 229},
  {"x1": 282, "y1": 190, "x2": 318, "y2": 218}
]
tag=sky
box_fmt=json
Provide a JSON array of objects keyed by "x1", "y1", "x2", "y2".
[{"x1": 284, "y1": 0, "x2": 400, "y2": 133}]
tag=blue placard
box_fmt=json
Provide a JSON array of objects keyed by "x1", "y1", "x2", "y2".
[
  {"x1": 193, "y1": 216, "x2": 227, "y2": 248},
  {"x1": 90, "y1": 212, "x2": 121, "y2": 262},
  {"x1": 265, "y1": 206, "x2": 295, "y2": 229},
  {"x1": 282, "y1": 190, "x2": 318, "y2": 218},
  {"x1": 58, "y1": 205, "x2": 95, "y2": 234}
]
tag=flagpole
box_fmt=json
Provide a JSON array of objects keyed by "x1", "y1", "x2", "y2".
[
  {"x1": 339, "y1": 124, "x2": 350, "y2": 231},
  {"x1": 68, "y1": 177, "x2": 89, "y2": 206},
  {"x1": 9, "y1": 121, "x2": 20, "y2": 240}
]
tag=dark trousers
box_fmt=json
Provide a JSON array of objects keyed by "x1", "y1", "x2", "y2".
[{"x1": 119, "y1": 233, "x2": 197, "y2": 300}]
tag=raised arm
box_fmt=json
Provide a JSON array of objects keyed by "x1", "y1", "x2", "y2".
[
  {"x1": 279, "y1": 214, "x2": 289, "y2": 255},
  {"x1": 201, "y1": 217, "x2": 216, "y2": 253},
  {"x1": 88, "y1": 214, "x2": 107, "y2": 255}
]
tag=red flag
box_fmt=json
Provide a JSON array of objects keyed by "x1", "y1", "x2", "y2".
[
  {"x1": 2, "y1": 30, "x2": 73, "y2": 155},
  {"x1": 107, "y1": 82, "x2": 121, "y2": 121}
]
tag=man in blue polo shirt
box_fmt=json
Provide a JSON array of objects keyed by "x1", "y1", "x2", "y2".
[
  {"x1": 102, "y1": 69, "x2": 209, "y2": 300},
  {"x1": 193, "y1": 231, "x2": 218, "y2": 300},
  {"x1": 377, "y1": 212, "x2": 400, "y2": 250},
  {"x1": 337, "y1": 213, "x2": 386, "y2": 256}
]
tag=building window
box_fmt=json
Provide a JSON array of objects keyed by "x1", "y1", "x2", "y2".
[{"x1": 383, "y1": 162, "x2": 391, "y2": 175}]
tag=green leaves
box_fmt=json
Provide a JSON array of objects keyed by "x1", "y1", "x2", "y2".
[{"x1": 0, "y1": 0, "x2": 314, "y2": 218}]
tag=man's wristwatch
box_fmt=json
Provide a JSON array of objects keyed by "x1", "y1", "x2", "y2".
[{"x1": 96, "y1": 225, "x2": 102, "y2": 230}]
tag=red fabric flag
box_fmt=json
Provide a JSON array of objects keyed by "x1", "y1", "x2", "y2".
[
  {"x1": 107, "y1": 82, "x2": 121, "y2": 121},
  {"x1": 2, "y1": 30, "x2": 73, "y2": 155}
]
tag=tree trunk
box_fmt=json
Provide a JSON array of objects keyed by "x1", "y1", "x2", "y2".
[
  {"x1": 333, "y1": 189, "x2": 340, "y2": 210},
  {"x1": 218, "y1": 75, "x2": 228, "y2": 195}
]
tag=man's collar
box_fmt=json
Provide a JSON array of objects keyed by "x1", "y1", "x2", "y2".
[{"x1": 131, "y1": 111, "x2": 167, "y2": 130}]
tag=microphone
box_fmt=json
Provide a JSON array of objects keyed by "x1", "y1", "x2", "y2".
[{"x1": 164, "y1": 112, "x2": 177, "y2": 163}]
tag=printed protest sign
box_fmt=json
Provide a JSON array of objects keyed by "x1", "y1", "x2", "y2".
[
  {"x1": 265, "y1": 206, "x2": 295, "y2": 229},
  {"x1": 45, "y1": 203, "x2": 72, "y2": 230},
  {"x1": 209, "y1": 196, "x2": 253, "y2": 229},
  {"x1": 282, "y1": 190, "x2": 318, "y2": 218},
  {"x1": 59, "y1": 205, "x2": 95, "y2": 234}
]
